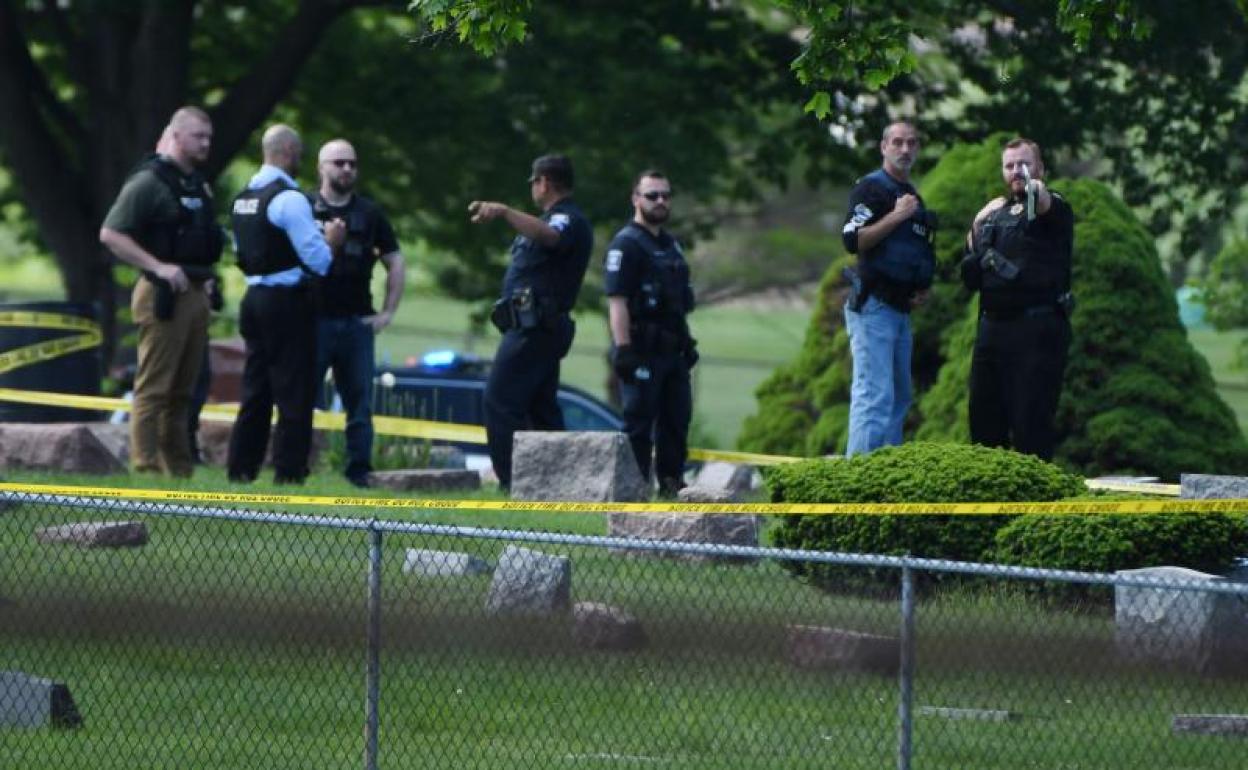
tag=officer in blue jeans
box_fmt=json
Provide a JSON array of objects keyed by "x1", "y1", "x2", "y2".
[
  {"x1": 311, "y1": 139, "x2": 405, "y2": 488},
  {"x1": 840, "y1": 121, "x2": 937, "y2": 456}
]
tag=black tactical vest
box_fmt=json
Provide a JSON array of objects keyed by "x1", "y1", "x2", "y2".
[
  {"x1": 978, "y1": 194, "x2": 1073, "y2": 312},
  {"x1": 231, "y1": 179, "x2": 301, "y2": 276},
  {"x1": 614, "y1": 225, "x2": 694, "y2": 328},
  {"x1": 138, "y1": 157, "x2": 223, "y2": 267},
  {"x1": 312, "y1": 194, "x2": 379, "y2": 316}
]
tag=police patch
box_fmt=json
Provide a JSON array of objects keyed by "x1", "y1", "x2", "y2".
[
  {"x1": 843, "y1": 203, "x2": 873, "y2": 233},
  {"x1": 606, "y1": 249, "x2": 623, "y2": 272},
  {"x1": 549, "y1": 213, "x2": 571, "y2": 231}
]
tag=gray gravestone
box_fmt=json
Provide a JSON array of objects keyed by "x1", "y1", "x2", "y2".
[
  {"x1": 785, "y1": 625, "x2": 899, "y2": 675},
  {"x1": 608, "y1": 501, "x2": 759, "y2": 562},
  {"x1": 368, "y1": 469, "x2": 481, "y2": 493},
  {"x1": 0, "y1": 671, "x2": 82, "y2": 728},
  {"x1": 34, "y1": 521, "x2": 148, "y2": 548},
  {"x1": 510, "y1": 432, "x2": 649, "y2": 502},
  {"x1": 1115, "y1": 566, "x2": 1248, "y2": 675},
  {"x1": 1171, "y1": 714, "x2": 1248, "y2": 737},
  {"x1": 1180, "y1": 474, "x2": 1248, "y2": 500},
  {"x1": 692, "y1": 462, "x2": 754, "y2": 499},
  {"x1": 402, "y1": 549, "x2": 491, "y2": 577},
  {"x1": 0, "y1": 424, "x2": 124, "y2": 475},
  {"x1": 571, "y1": 601, "x2": 646, "y2": 651},
  {"x1": 484, "y1": 545, "x2": 572, "y2": 616}
]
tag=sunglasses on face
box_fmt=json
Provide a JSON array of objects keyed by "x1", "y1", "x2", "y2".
[
  {"x1": 327, "y1": 159, "x2": 357, "y2": 169},
  {"x1": 641, "y1": 191, "x2": 673, "y2": 202}
]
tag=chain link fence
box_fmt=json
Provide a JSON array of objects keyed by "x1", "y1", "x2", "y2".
[{"x1": 3, "y1": 490, "x2": 1247, "y2": 769}]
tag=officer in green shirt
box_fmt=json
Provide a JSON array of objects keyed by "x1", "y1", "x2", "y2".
[{"x1": 100, "y1": 106, "x2": 223, "y2": 477}]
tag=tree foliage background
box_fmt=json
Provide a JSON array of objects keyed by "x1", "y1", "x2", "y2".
[{"x1": 2, "y1": 0, "x2": 1247, "y2": 378}]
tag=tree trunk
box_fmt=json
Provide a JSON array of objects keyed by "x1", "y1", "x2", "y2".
[{"x1": 0, "y1": 0, "x2": 374, "y2": 371}]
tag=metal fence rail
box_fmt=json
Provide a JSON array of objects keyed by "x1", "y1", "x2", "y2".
[{"x1": 3, "y1": 491, "x2": 1247, "y2": 769}]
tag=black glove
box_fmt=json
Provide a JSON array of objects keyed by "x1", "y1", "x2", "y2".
[{"x1": 611, "y1": 344, "x2": 641, "y2": 383}]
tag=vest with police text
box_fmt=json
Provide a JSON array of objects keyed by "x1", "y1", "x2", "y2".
[
  {"x1": 858, "y1": 169, "x2": 936, "y2": 290},
  {"x1": 231, "y1": 179, "x2": 301, "y2": 277}
]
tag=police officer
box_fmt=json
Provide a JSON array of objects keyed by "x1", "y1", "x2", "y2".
[
  {"x1": 961, "y1": 137, "x2": 1074, "y2": 460},
  {"x1": 100, "y1": 106, "x2": 224, "y2": 477},
  {"x1": 468, "y1": 155, "x2": 593, "y2": 491},
  {"x1": 312, "y1": 139, "x2": 405, "y2": 488},
  {"x1": 227, "y1": 124, "x2": 344, "y2": 484},
  {"x1": 840, "y1": 121, "x2": 937, "y2": 456},
  {"x1": 605, "y1": 170, "x2": 696, "y2": 497}
]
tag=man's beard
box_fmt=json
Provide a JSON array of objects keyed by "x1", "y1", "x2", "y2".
[
  {"x1": 641, "y1": 207, "x2": 669, "y2": 226},
  {"x1": 330, "y1": 179, "x2": 355, "y2": 196}
]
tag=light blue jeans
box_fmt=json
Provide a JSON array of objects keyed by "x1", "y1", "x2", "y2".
[{"x1": 844, "y1": 296, "x2": 912, "y2": 456}]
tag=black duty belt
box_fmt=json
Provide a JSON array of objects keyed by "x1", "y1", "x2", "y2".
[{"x1": 980, "y1": 304, "x2": 1059, "y2": 322}]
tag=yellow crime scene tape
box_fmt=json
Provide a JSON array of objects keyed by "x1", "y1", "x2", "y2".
[
  {"x1": 0, "y1": 388, "x2": 797, "y2": 466},
  {"x1": 0, "y1": 311, "x2": 102, "y2": 376},
  {"x1": 0, "y1": 482, "x2": 1241, "y2": 517}
]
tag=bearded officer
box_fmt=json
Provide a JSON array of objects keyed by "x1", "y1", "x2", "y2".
[{"x1": 605, "y1": 170, "x2": 697, "y2": 497}]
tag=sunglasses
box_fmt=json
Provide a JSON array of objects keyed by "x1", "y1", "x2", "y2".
[
  {"x1": 641, "y1": 190, "x2": 673, "y2": 202},
  {"x1": 327, "y1": 159, "x2": 357, "y2": 168}
]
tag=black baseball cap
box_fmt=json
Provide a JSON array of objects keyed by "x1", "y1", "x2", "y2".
[{"x1": 530, "y1": 154, "x2": 574, "y2": 190}]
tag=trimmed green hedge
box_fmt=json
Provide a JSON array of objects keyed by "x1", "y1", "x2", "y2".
[
  {"x1": 991, "y1": 506, "x2": 1248, "y2": 575},
  {"x1": 767, "y1": 443, "x2": 1248, "y2": 590},
  {"x1": 768, "y1": 443, "x2": 1083, "y2": 588}
]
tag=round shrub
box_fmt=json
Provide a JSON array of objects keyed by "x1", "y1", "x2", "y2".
[
  {"x1": 916, "y1": 178, "x2": 1248, "y2": 479},
  {"x1": 991, "y1": 506, "x2": 1248, "y2": 576},
  {"x1": 767, "y1": 442, "x2": 1084, "y2": 588}
]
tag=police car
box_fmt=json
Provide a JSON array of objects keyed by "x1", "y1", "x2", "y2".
[{"x1": 367, "y1": 350, "x2": 623, "y2": 451}]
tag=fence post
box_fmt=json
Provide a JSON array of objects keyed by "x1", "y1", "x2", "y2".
[
  {"x1": 364, "y1": 523, "x2": 383, "y2": 770},
  {"x1": 897, "y1": 565, "x2": 916, "y2": 770}
]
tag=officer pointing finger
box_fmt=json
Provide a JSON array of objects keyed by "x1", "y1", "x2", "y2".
[{"x1": 471, "y1": 155, "x2": 594, "y2": 492}]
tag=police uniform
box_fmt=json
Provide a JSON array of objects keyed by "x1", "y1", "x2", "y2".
[
  {"x1": 604, "y1": 222, "x2": 696, "y2": 491},
  {"x1": 311, "y1": 193, "x2": 400, "y2": 485},
  {"x1": 961, "y1": 190, "x2": 1074, "y2": 460},
  {"x1": 227, "y1": 165, "x2": 333, "y2": 484},
  {"x1": 102, "y1": 155, "x2": 223, "y2": 477},
  {"x1": 840, "y1": 169, "x2": 937, "y2": 456},
  {"x1": 484, "y1": 198, "x2": 593, "y2": 488}
]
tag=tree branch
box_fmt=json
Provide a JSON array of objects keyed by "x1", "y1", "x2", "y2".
[{"x1": 207, "y1": 0, "x2": 392, "y2": 177}]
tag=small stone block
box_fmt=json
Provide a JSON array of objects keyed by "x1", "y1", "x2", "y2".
[
  {"x1": 1172, "y1": 715, "x2": 1248, "y2": 737},
  {"x1": 572, "y1": 601, "x2": 646, "y2": 651},
  {"x1": 368, "y1": 469, "x2": 481, "y2": 492},
  {"x1": 484, "y1": 545, "x2": 572, "y2": 616},
  {"x1": 785, "y1": 625, "x2": 899, "y2": 675},
  {"x1": 34, "y1": 521, "x2": 147, "y2": 548},
  {"x1": 919, "y1": 706, "x2": 1015, "y2": 723},
  {"x1": 0, "y1": 671, "x2": 82, "y2": 729},
  {"x1": 402, "y1": 549, "x2": 491, "y2": 577}
]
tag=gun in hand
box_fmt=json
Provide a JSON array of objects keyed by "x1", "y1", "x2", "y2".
[{"x1": 1021, "y1": 162, "x2": 1036, "y2": 222}]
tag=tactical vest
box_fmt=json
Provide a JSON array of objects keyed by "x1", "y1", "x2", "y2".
[
  {"x1": 137, "y1": 157, "x2": 223, "y2": 267},
  {"x1": 857, "y1": 169, "x2": 936, "y2": 289},
  {"x1": 978, "y1": 196, "x2": 1071, "y2": 311},
  {"x1": 614, "y1": 225, "x2": 694, "y2": 326},
  {"x1": 313, "y1": 194, "x2": 380, "y2": 316},
  {"x1": 231, "y1": 179, "x2": 301, "y2": 277}
]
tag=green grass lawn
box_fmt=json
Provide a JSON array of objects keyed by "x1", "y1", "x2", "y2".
[{"x1": 3, "y1": 473, "x2": 1247, "y2": 769}]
